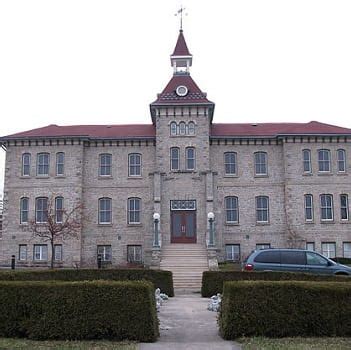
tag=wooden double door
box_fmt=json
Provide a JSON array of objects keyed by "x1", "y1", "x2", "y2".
[{"x1": 171, "y1": 210, "x2": 196, "y2": 243}]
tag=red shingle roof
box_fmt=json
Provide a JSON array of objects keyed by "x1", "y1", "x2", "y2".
[{"x1": 171, "y1": 30, "x2": 191, "y2": 56}]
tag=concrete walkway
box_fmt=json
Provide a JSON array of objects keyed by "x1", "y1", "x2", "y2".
[{"x1": 139, "y1": 293, "x2": 241, "y2": 350}]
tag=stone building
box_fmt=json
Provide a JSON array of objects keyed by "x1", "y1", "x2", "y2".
[{"x1": 1, "y1": 30, "x2": 351, "y2": 280}]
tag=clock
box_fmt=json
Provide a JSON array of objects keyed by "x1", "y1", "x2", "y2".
[{"x1": 176, "y1": 85, "x2": 188, "y2": 97}]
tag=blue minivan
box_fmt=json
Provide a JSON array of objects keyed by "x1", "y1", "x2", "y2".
[{"x1": 243, "y1": 248, "x2": 351, "y2": 275}]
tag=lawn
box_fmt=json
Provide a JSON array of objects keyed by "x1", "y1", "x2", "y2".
[
  {"x1": 239, "y1": 337, "x2": 351, "y2": 349},
  {"x1": 0, "y1": 338, "x2": 137, "y2": 350}
]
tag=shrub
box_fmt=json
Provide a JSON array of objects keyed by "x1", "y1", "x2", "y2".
[
  {"x1": 201, "y1": 270, "x2": 351, "y2": 297},
  {"x1": 0, "y1": 268, "x2": 174, "y2": 297},
  {"x1": 0, "y1": 280, "x2": 159, "y2": 341},
  {"x1": 332, "y1": 257, "x2": 351, "y2": 265},
  {"x1": 219, "y1": 281, "x2": 351, "y2": 339}
]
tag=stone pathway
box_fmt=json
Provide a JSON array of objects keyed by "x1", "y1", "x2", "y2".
[{"x1": 139, "y1": 293, "x2": 241, "y2": 350}]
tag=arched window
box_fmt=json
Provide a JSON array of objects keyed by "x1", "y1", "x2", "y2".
[
  {"x1": 170, "y1": 147, "x2": 180, "y2": 171},
  {"x1": 128, "y1": 153, "x2": 142, "y2": 176},
  {"x1": 170, "y1": 122, "x2": 177, "y2": 136},
  {"x1": 22, "y1": 153, "x2": 31, "y2": 176},
  {"x1": 56, "y1": 152, "x2": 65, "y2": 176},
  {"x1": 98, "y1": 197, "x2": 112, "y2": 224},
  {"x1": 318, "y1": 149, "x2": 331, "y2": 172},
  {"x1": 186, "y1": 147, "x2": 195, "y2": 170},
  {"x1": 128, "y1": 197, "x2": 141, "y2": 224},
  {"x1": 337, "y1": 149, "x2": 346, "y2": 172},
  {"x1": 256, "y1": 196, "x2": 269, "y2": 223},
  {"x1": 302, "y1": 149, "x2": 312, "y2": 173},
  {"x1": 224, "y1": 152, "x2": 237, "y2": 175},
  {"x1": 37, "y1": 153, "x2": 50, "y2": 176},
  {"x1": 35, "y1": 197, "x2": 48, "y2": 223},
  {"x1": 225, "y1": 196, "x2": 239, "y2": 223},
  {"x1": 320, "y1": 194, "x2": 333, "y2": 221},
  {"x1": 99, "y1": 153, "x2": 112, "y2": 176},
  {"x1": 179, "y1": 122, "x2": 186, "y2": 135},
  {"x1": 254, "y1": 152, "x2": 267, "y2": 176},
  {"x1": 304, "y1": 194, "x2": 313, "y2": 221},
  {"x1": 188, "y1": 122, "x2": 195, "y2": 135},
  {"x1": 55, "y1": 196, "x2": 64, "y2": 223},
  {"x1": 20, "y1": 197, "x2": 29, "y2": 224}
]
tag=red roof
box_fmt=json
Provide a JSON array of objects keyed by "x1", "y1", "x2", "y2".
[{"x1": 171, "y1": 30, "x2": 191, "y2": 56}]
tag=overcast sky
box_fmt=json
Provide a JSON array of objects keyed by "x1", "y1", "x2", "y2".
[{"x1": 1, "y1": 0, "x2": 351, "y2": 195}]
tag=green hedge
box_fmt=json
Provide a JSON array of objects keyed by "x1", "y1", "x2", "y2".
[
  {"x1": 219, "y1": 280, "x2": 351, "y2": 339},
  {"x1": 0, "y1": 268, "x2": 174, "y2": 297},
  {"x1": 201, "y1": 270, "x2": 351, "y2": 297},
  {"x1": 332, "y1": 257, "x2": 351, "y2": 265},
  {"x1": 0, "y1": 280, "x2": 158, "y2": 341}
]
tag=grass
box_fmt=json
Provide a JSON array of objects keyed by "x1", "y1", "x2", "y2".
[
  {"x1": 239, "y1": 337, "x2": 351, "y2": 349},
  {"x1": 218, "y1": 262, "x2": 241, "y2": 271},
  {"x1": 0, "y1": 338, "x2": 137, "y2": 350}
]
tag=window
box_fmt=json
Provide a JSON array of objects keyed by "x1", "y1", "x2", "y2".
[
  {"x1": 33, "y1": 244, "x2": 48, "y2": 261},
  {"x1": 224, "y1": 152, "x2": 237, "y2": 175},
  {"x1": 256, "y1": 196, "x2": 269, "y2": 223},
  {"x1": 225, "y1": 196, "x2": 239, "y2": 223},
  {"x1": 128, "y1": 197, "x2": 141, "y2": 224},
  {"x1": 318, "y1": 149, "x2": 331, "y2": 172},
  {"x1": 127, "y1": 245, "x2": 143, "y2": 263},
  {"x1": 20, "y1": 197, "x2": 29, "y2": 224},
  {"x1": 169, "y1": 121, "x2": 196, "y2": 136},
  {"x1": 35, "y1": 197, "x2": 48, "y2": 223},
  {"x1": 37, "y1": 153, "x2": 50, "y2": 176},
  {"x1": 256, "y1": 243, "x2": 271, "y2": 250},
  {"x1": 97, "y1": 245, "x2": 112, "y2": 262},
  {"x1": 179, "y1": 122, "x2": 186, "y2": 135},
  {"x1": 321, "y1": 242, "x2": 336, "y2": 258},
  {"x1": 186, "y1": 147, "x2": 195, "y2": 170},
  {"x1": 304, "y1": 194, "x2": 313, "y2": 222},
  {"x1": 19, "y1": 245, "x2": 27, "y2": 261},
  {"x1": 170, "y1": 147, "x2": 180, "y2": 171},
  {"x1": 225, "y1": 244, "x2": 240, "y2": 261},
  {"x1": 56, "y1": 152, "x2": 65, "y2": 176},
  {"x1": 188, "y1": 122, "x2": 195, "y2": 135},
  {"x1": 343, "y1": 242, "x2": 351, "y2": 258},
  {"x1": 54, "y1": 244, "x2": 62, "y2": 261},
  {"x1": 306, "y1": 252, "x2": 328, "y2": 266},
  {"x1": 281, "y1": 251, "x2": 306, "y2": 265},
  {"x1": 302, "y1": 149, "x2": 312, "y2": 173},
  {"x1": 320, "y1": 194, "x2": 333, "y2": 221},
  {"x1": 98, "y1": 198, "x2": 112, "y2": 224},
  {"x1": 99, "y1": 153, "x2": 112, "y2": 176},
  {"x1": 55, "y1": 196, "x2": 64, "y2": 223},
  {"x1": 170, "y1": 122, "x2": 177, "y2": 136},
  {"x1": 128, "y1": 153, "x2": 141, "y2": 176},
  {"x1": 22, "y1": 153, "x2": 31, "y2": 176},
  {"x1": 337, "y1": 149, "x2": 346, "y2": 172},
  {"x1": 340, "y1": 194, "x2": 349, "y2": 221},
  {"x1": 254, "y1": 250, "x2": 279, "y2": 263},
  {"x1": 306, "y1": 242, "x2": 315, "y2": 251},
  {"x1": 254, "y1": 152, "x2": 267, "y2": 176}
]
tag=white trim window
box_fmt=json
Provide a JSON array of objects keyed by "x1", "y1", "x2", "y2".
[
  {"x1": 98, "y1": 198, "x2": 112, "y2": 224},
  {"x1": 128, "y1": 153, "x2": 142, "y2": 176},
  {"x1": 35, "y1": 197, "x2": 48, "y2": 223},
  {"x1": 99, "y1": 153, "x2": 112, "y2": 176},
  {"x1": 55, "y1": 196, "x2": 64, "y2": 223},
  {"x1": 170, "y1": 147, "x2": 180, "y2": 171},
  {"x1": 128, "y1": 197, "x2": 141, "y2": 224},
  {"x1": 304, "y1": 194, "x2": 313, "y2": 222},
  {"x1": 34, "y1": 244, "x2": 48, "y2": 261},
  {"x1": 225, "y1": 244, "x2": 240, "y2": 261},
  {"x1": 256, "y1": 243, "x2": 271, "y2": 250},
  {"x1": 37, "y1": 153, "x2": 50, "y2": 176},
  {"x1": 320, "y1": 194, "x2": 333, "y2": 221},
  {"x1": 19, "y1": 244, "x2": 27, "y2": 261},
  {"x1": 22, "y1": 153, "x2": 31, "y2": 176},
  {"x1": 337, "y1": 149, "x2": 346, "y2": 172},
  {"x1": 127, "y1": 245, "x2": 143, "y2": 263},
  {"x1": 343, "y1": 242, "x2": 351, "y2": 258},
  {"x1": 20, "y1": 197, "x2": 29, "y2": 224},
  {"x1": 54, "y1": 244, "x2": 62, "y2": 261},
  {"x1": 321, "y1": 242, "x2": 336, "y2": 259},
  {"x1": 306, "y1": 242, "x2": 315, "y2": 251},
  {"x1": 56, "y1": 152, "x2": 65, "y2": 176},
  {"x1": 340, "y1": 194, "x2": 349, "y2": 221},
  {"x1": 302, "y1": 149, "x2": 312, "y2": 173},
  {"x1": 225, "y1": 196, "x2": 239, "y2": 223},
  {"x1": 170, "y1": 122, "x2": 177, "y2": 136},
  {"x1": 254, "y1": 152, "x2": 268, "y2": 176},
  {"x1": 318, "y1": 149, "x2": 331, "y2": 172},
  {"x1": 224, "y1": 152, "x2": 237, "y2": 175},
  {"x1": 186, "y1": 147, "x2": 195, "y2": 170},
  {"x1": 97, "y1": 245, "x2": 112, "y2": 262},
  {"x1": 179, "y1": 122, "x2": 186, "y2": 135},
  {"x1": 188, "y1": 122, "x2": 195, "y2": 135},
  {"x1": 256, "y1": 196, "x2": 269, "y2": 223}
]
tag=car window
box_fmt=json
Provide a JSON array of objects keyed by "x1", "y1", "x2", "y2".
[
  {"x1": 254, "y1": 250, "x2": 280, "y2": 263},
  {"x1": 281, "y1": 251, "x2": 306, "y2": 265},
  {"x1": 306, "y1": 252, "x2": 328, "y2": 266}
]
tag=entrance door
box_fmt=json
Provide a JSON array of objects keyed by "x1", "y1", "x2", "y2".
[{"x1": 171, "y1": 211, "x2": 196, "y2": 243}]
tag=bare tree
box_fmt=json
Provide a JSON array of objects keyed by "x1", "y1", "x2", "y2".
[
  {"x1": 28, "y1": 195, "x2": 83, "y2": 269},
  {"x1": 286, "y1": 227, "x2": 306, "y2": 249}
]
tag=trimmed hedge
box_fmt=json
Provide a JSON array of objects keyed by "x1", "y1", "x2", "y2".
[
  {"x1": 0, "y1": 280, "x2": 159, "y2": 341},
  {"x1": 219, "y1": 280, "x2": 351, "y2": 339},
  {"x1": 0, "y1": 268, "x2": 174, "y2": 297},
  {"x1": 332, "y1": 257, "x2": 351, "y2": 265},
  {"x1": 201, "y1": 270, "x2": 351, "y2": 297}
]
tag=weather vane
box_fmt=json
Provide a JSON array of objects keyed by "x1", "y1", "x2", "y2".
[{"x1": 175, "y1": 5, "x2": 187, "y2": 31}]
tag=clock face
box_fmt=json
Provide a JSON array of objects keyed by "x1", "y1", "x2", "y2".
[{"x1": 176, "y1": 85, "x2": 188, "y2": 97}]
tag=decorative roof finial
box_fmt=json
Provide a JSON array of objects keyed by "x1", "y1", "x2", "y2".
[{"x1": 175, "y1": 5, "x2": 187, "y2": 31}]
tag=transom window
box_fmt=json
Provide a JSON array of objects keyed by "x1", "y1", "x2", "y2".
[
  {"x1": 321, "y1": 242, "x2": 336, "y2": 258},
  {"x1": 55, "y1": 196, "x2": 64, "y2": 223},
  {"x1": 320, "y1": 194, "x2": 333, "y2": 221},
  {"x1": 99, "y1": 153, "x2": 112, "y2": 176},
  {"x1": 318, "y1": 149, "x2": 331, "y2": 172},
  {"x1": 302, "y1": 149, "x2": 312, "y2": 173},
  {"x1": 19, "y1": 244, "x2": 27, "y2": 261},
  {"x1": 97, "y1": 245, "x2": 112, "y2": 262},
  {"x1": 304, "y1": 194, "x2": 313, "y2": 222},
  {"x1": 340, "y1": 194, "x2": 349, "y2": 221},
  {"x1": 34, "y1": 244, "x2": 48, "y2": 261},
  {"x1": 127, "y1": 245, "x2": 143, "y2": 263},
  {"x1": 225, "y1": 196, "x2": 239, "y2": 223},
  {"x1": 56, "y1": 152, "x2": 65, "y2": 176},
  {"x1": 98, "y1": 197, "x2": 112, "y2": 224},
  {"x1": 128, "y1": 197, "x2": 141, "y2": 224},
  {"x1": 225, "y1": 244, "x2": 240, "y2": 262},
  {"x1": 170, "y1": 147, "x2": 180, "y2": 171},
  {"x1": 169, "y1": 121, "x2": 196, "y2": 136},
  {"x1": 186, "y1": 147, "x2": 195, "y2": 170},
  {"x1": 37, "y1": 153, "x2": 50, "y2": 176},
  {"x1": 224, "y1": 152, "x2": 237, "y2": 175},
  {"x1": 128, "y1": 153, "x2": 141, "y2": 176},
  {"x1": 254, "y1": 152, "x2": 267, "y2": 176},
  {"x1": 35, "y1": 197, "x2": 48, "y2": 223},
  {"x1": 22, "y1": 153, "x2": 31, "y2": 176},
  {"x1": 256, "y1": 196, "x2": 269, "y2": 223},
  {"x1": 337, "y1": 149, "x2": 346, "y2": 172},
  {"x1": 20, "y1": 197, "x2": 29, "y2": 224}
]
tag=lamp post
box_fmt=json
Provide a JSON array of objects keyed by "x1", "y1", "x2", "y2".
[
  {"x1": 208, "y1": 212, "x2": 215, "y2": 247},
  {"x1": 153, "y1": 212, "x2": 160, "y2": 248}
]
